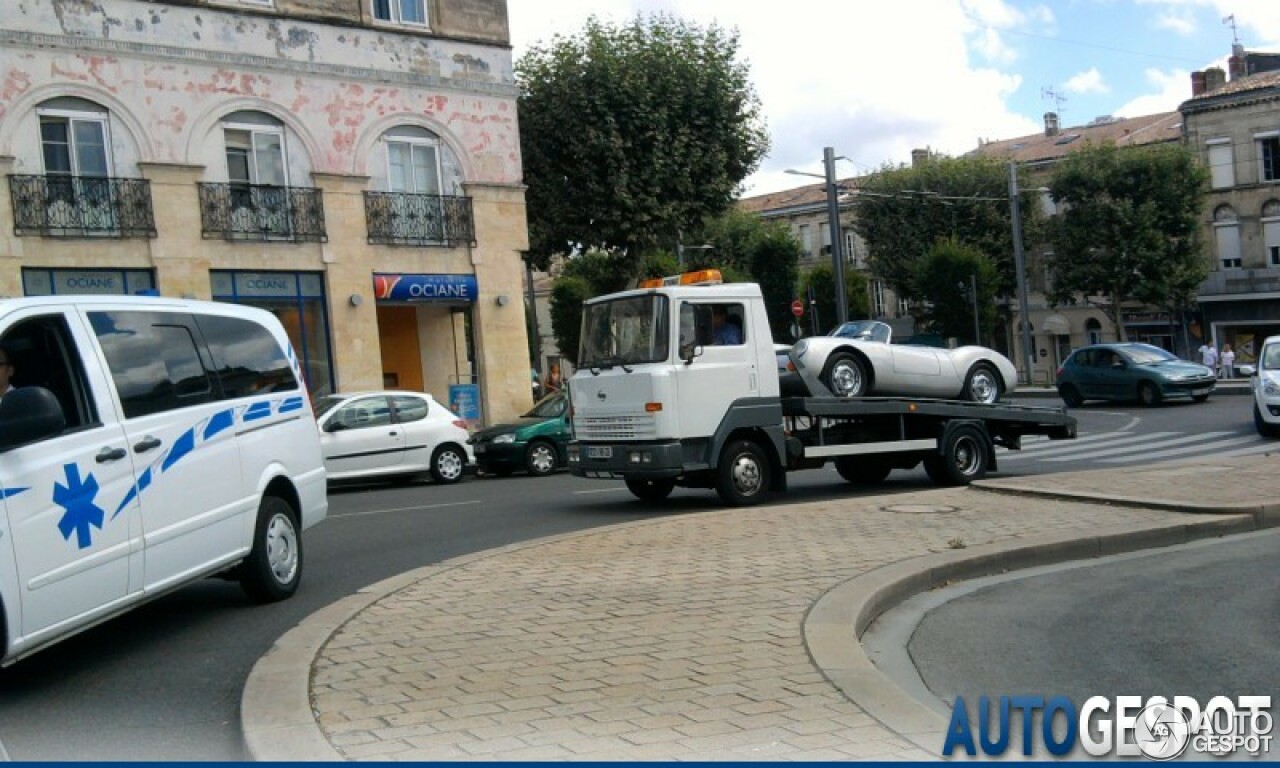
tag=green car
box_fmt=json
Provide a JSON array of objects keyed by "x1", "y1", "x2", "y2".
[{"x1": 469, "y1": 390, "x2": 570, "y2": 476}]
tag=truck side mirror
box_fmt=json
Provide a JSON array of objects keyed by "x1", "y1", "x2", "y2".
[
  {"x1": 0, "y1": 386, "x2": 67, "y2": 452},
  {"x1": 680, "y1": 343, "x2": 703, "y2": 365}
]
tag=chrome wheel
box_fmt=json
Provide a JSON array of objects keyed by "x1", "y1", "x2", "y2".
[
  {"x1": 824, "y1": 353, "x2": 867, "y2": 398},
  {"x1": 264, "y1": 512, "x2": 299, "y2": 587},
  {"x1": 965, "y1": 366, "x2": 1000, "y2": 404},
  {"x1": 433, "y1": 446, "x2": 465, "y2": 483},
  {"x1": 729, "y1": 452, "x2": 764, "y2": 497},
  {"x1": 951, "y1": 435, "x2": 983, "y2": 477}
]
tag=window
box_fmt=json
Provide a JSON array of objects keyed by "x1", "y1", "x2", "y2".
[
  {"x1": 329, "y1": 396, "x2": 393, "y2": 431},
  {"x1": 40, "y1": 112, "x2": 110, "y2": 179},
  {"x1": 194, "y1": 314, "x2": 298, "y2": 399},
  {"x1": 1264, "y1": 200, "x2": 1280, "y2": 268},
  {"x1": 897, "y1": 296, "x2": 910, "y2": 316},
  {"x1": 372, "y1": 0, "x2": 427, "y2": 26},
  {"x1": 845, "y1": 230, "x2": 858, "y2": 266},
  {"x1": 678, "y1": 302, "x2": 744, "y2": 349},
  {"x1": 797, "y1": 224, "x2": 811, "y2": 257},
  {"x1": 1258, "y1": 135, "x2": 1280, "y2": 183},
  {"x1": 1207, "y1": 139, "x2": 1235, "y2": 188},
  {"x1": 221, "y1": 113, "x2": 291, "y2": 238},
  {"x1": 1214, "y1": 205, "x2": 1242, "y2": 268},
  {"x1": 89, "y1": 311, "x2": 217, "y2": 419},
  {"x1": 385, "y1": 127, "x2": 441, "y2": 195},
  {"x1": 390, "y1": 395, "x2": 429, "y2": 423},
  {"x1": 870, "y1": 280, "x2": 886, "y2": 318},
  {"x1": 224, "y1": 121, "x2": 287, "y2": 188},
  {"x1": 1085, "y1": 318, "x2": 1103, "y2": 346},
  {"x1": 820, "y1": 223, "x2": 831, "y2": 253},
  {"x1": 1, "y1": 314, "x2": 98, "y2": 435}
]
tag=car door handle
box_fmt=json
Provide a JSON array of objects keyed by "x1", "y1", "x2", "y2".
[
  {"x1": 96, "y1": 447, "x2": 127, "y2": 463},
  {"x1": 133, "y1": 436, "x2": 162, "y2": 453},
  {"x1": 388, "y1": 430, "x2": 399, "y2": 436}
]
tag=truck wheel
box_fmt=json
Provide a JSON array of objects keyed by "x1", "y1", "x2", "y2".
[
  {"x1": 240, "y1": 496, "x2": 302, "y2": 603},
  {"x1": 525, "y1": 441, "x2": 558, "y2": 476},
  {"x1": 923, "y1": 425, "x2": 989, "y2": 487},
  {"x1": 822, "y1": 353, "x2": 868, "y2": 398},
  {"x1": 430, "y1": 444, "x2": 466, "y2": 484},
  {"x1": 834, "y1": 456, "x2": 892, "y2": 485},
  {"x1": 962, "y1": 364, "x2": 1002, "y2": 404},
  {"x1": 715, "y1": 439, "x2": 771, "y2": 506},
  {"x1": 625, "y1": 478, "x2": 675, "y2": 502}
]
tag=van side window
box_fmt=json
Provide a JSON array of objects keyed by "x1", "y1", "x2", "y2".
[
  {"x1": 195, "y1": 315, "x2": 298, "y2": 398},
  {"x1": 1, "y1": 314, "x2": 98, "y2": 433},
  {"x1": 89, "y1": 311, "x2": 217, "y2": 419}
]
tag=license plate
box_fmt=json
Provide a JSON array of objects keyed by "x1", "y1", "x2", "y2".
[
  {"x1": 1192, "y1": 387, "x2": 1212, "y2": 396},
  {"x1": 587, "y1": 446, "x2": 613, "y2": 459}
]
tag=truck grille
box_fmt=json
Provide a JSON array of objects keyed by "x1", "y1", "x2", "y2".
[{"x1": 576, "y1": 414, "x2": 657, "y2": 440}]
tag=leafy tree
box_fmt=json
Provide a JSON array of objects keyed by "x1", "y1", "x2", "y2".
[
  {"x1": 798, "y1": 262, "x2": 869, "y2": 336},
  {"x1": 548, "y1": 274, "x2": 590, "y2": 367},
  {"x1": 912, "y1": 238, "x2": 1000, "y2": 346},
  {"x1": 851, "y1": 153, "x2": 1034, "y2": 300},
  {"x1": 695, "y1": 210, "x2": 801, "y2": 339},
  {"x1": 518, "y1": 13, "x2": 769, "y2": 269},
  {"x1": 1046, "y1": 142, "x2": 1209, "y2": 341}
]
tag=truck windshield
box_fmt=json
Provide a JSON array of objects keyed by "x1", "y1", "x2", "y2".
[{"x1": 579, "y1": 294, "x2": 670, "y2": 368}]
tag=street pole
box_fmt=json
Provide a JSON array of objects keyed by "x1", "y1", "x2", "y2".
[
  {"x1": 824, "y1": 147, "x2": 848, "y2": 327},
  {"x1": 1008, "y1": 161, "x2": 1034, "y2": 386},
  {"x1": 970, "y1": 273, "x2": 981, "y2": 346}
]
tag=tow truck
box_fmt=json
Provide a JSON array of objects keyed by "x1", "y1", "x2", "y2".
[{"x1": 567, "y1": 270, "x2": 1076, "y2": 505}]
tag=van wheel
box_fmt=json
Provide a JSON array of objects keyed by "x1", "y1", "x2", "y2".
[
  {"x1": 834, "y1": 456, "x2": 892, "y2": 485},
  {"x1": 240, "y1": 496, "x2": 302, "y2": 603},
  {"x1": 525, "y1": 441, "x2": 558, "y2": 476},
  {"x1": 1137, "y1": 381, "x2": 1162, "y2": 407},
  {"x1": 822, "y1": 353, "x2": 868, "y2": 398},
  {"x1": 431, "y1": 444, "x2": 466, "y2": 484},
  {"x1": 924, "y1": 425, "x2": 989, "y2": 487},
  {"x1": 1256, "y1": 405, "x2": 1280, "y2": 438},
  {"x1": 716, "y1": 439, "x2": 771, "y2": 506},
  {"x1": 962, "y1": 364, "x2": 1002, "y2": 404},
  {"x1": 625, "y1": 478, "x2": 675, "y2": 502}
]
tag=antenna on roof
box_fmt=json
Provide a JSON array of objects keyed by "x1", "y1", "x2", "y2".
[
  {"x1": 1222, "y1": 14, "x2": 1240, "y2": 46},
  {"x1": 1041, "y1": 86, "x2": 1067, "y2": 119}
]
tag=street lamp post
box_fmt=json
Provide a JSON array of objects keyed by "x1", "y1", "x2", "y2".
[
  {"x1": 1008, "y1": 161, "x2": 1034, "y2": 386},
  {"x1": 824, "y1": 148, "x2": 849, "y2": 326}
]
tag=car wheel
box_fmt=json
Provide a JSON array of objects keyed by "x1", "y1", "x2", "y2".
[
  {"x1": 923, "y1": 425, "x2": 989, "y2": 487},
  {"x1": 1137, "y1": 381, "x2": 1162, "y2": 407},
  {"x1": 822, "y1": 352, "x2": 868, "y2": 398},
  {"x1": 430, "y1": 444, "x2": 466, "y2": 484},
  {"x1": 1256, "y1": 405, "x2": 1280, "y2": 438},
  {"x1": 834, "y1": 457, "x2": 892, "y2": 485},
  {"x1": 962, "y1": 363, "x2": 1001, "y2": 404},
  {"x1": 625, "y1": 477, "x2": 675, "y2": 502},
  {"x1": 1059, "y1": 384, "x2": 1084, "y2": 408},
  {"x1": 525, "y1": 441, "x2": 558, "y2": 476},
  {"x1": 239, "y1": 495, "x2": 302, "y2": 603}
]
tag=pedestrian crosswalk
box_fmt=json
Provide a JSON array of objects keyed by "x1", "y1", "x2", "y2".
[{"x1": 1000, "y1": 429, "x2": 1277, "y2": 466}]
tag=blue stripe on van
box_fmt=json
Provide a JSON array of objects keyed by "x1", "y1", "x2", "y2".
[
  {"x1": 114, "y1": 466, "x2": 151, "y2": 518},
  {"x1": 162, "y1": 428, "x2": 196, "y2": 472},
  {"x1": 278, "y1": 396, "x2": 304, "y2": 413},
  {"x1": 0, "y1": 487, "x2": 29, "y2": 500},
  {"x1": 244, "y1": 401, "x2": 272, "y2": 422},
  {"x1": 204, "y1": 409, "x2": 235, "y2": 440}
]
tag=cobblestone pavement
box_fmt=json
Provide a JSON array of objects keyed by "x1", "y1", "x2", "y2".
[{"x1": 244, "y1": 453, "x2": 1278, "y2": 761}]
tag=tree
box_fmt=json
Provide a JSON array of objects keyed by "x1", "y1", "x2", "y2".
[
  {"x1": 696, "y1": 209, "x2": 801, "y2": 339},
  {"x1": 851, "y1": 154, "x2": 1033, "y2": 300},
  {"x1": 798, "y1": 262, "x2": 869, "y2": 335},
  {"x1": 1046, "y1": 142, "x2": 1209, "y2": 341},
  {"x1": 518, "y1": 14, "x2": 769, "y2": 269},
  {"x1": 548, "y1": 274, "x2": 590, "y2": 367},
  {"x1": 912, "y1": 238, "x2": 1000, "y2": 345}
]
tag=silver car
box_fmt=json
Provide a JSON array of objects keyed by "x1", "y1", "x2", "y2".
[{"x1": 789, "y1": 320, "x2": 1018, "y2": 403}]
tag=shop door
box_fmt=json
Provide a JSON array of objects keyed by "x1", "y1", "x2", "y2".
[{"x1": 376, "y1": 305, "x2": 424, "y2": 391}]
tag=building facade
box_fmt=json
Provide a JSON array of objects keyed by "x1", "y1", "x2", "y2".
[{"x1": 0, "y1": 0, "x2": 531, "y2": 425}]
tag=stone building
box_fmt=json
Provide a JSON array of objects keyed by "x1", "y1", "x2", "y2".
[{"x1": 0, "y1": 0, "x2": 531, "y2": 425}]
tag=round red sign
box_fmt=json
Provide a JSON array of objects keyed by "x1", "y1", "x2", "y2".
[{"x1": 791, "y1": 299, "x2": 805, "y2": 317}]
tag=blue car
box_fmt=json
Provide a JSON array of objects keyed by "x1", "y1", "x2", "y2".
[{"x1": 1056, "y1": 343, "x2": 1216, "y2": 407}]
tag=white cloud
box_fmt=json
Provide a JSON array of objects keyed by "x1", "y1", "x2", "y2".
[
  {"x1": 1156, "y1": 12, "x2": 1195, "y2": 35},
  {"x1": 1064, "y1": 67, "x2": 1110, "y2": 95},
  {"x1": 1113, "y1": 68, "x2": 1192, "y2": 117},
  {"x1": 1137, "y1": 0, "x2": 1280, "y2": 49}
]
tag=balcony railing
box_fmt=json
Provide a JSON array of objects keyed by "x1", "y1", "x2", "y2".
[
  {"x1": 363, "y1": 192, "x2": 476, "y2": 247},
  {"x1": 198, "y1": 183, "x2": 327, "y2": 243},
  {"x1": 1199, "y1": 267, "x2": 1280, "y2": 297},
  {"x1": 8, "y1": 175, "x2": 157, "y2": 238}
]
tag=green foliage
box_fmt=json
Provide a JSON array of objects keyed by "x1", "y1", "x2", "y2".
[
  {"x1": 548, "y1": 275, "x2": 591, "y2": 367},
  {"x1": 798, "y1": 262, "x2": 869, "y2": 335},
  {"x1": 1046, "y1": 142, "x2": 1209, "y2": 341},
  {"x1": 694, "y1": 210, "x2": 801, "y2": 338},
  {"x1": 912, "y1": 238, "x2": 1000, "y2": 346},
  {"x1": 518, "y1": 13, "x2": 769, "y2": 269},
  {"x1": 851, "y1": 154, "x2": 1033, "y2": 299}
]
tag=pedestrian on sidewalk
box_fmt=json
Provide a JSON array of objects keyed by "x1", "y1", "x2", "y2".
[
  {"x1": 1219, "y1": 344, "x2": 1235, "y2": 379},
  {"x1": 1199, "y1": 342, "x2": 1218, "y2": 373}
]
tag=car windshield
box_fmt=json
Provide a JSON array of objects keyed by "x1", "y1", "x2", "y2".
[
  {"x1": 1120, "y1": 344, "x2": 1178, "y2": 364},
  {"x1": 830, "y1": 320, "x2": 891, "y2": 344},
  {"x1": 579, "y1": 294, "x2": 670, "y2": 368},
  {"x1": 1262, "y1": 344, "x2": 1280, "y2": 371},
  {"x1": 313, "y1": 395, "x2": 346, "y2": 418},
  {"x1": 523, "y1": 391, "x2": 567, "y2": 419}
]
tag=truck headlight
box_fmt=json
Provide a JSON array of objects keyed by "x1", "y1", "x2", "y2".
[
  {"x1": 627, "y1": 451, "x2": 653, "y2": 464},
  {"x1": 493, "y1": 433, "x2": 516, "y2": 444}
]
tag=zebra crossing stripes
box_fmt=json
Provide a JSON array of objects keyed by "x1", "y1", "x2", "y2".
[
  {"x1": 1098, "y1": 435, "x2": 1275, "y2": 464},
  {"x1": 1002, "y1": 431, "x2": 1133, "y2": 453},
  {"x1": 1041, "y1": 432, "x2": 1234, "y2": 462},
  {"x1": 999, "y1": 428, "x2": 1275, "y2": 466},
  {"x1": 1000, "y1": 432, "x2": 1170, "y2": 461}
]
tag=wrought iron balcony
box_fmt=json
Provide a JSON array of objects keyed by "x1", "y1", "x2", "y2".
[
  {"x1": 198, "y1": 183, "x2": 327, "y2": 243},
  {"x1": 1199, "y1": 267, "x2": 1280, "y2": 297},
  {"x1": 364, "y1": 192, "x2": 476, "y2": 247},
  {"x1": 8, "y1": 174, "x2": 157, "y2": 238}
]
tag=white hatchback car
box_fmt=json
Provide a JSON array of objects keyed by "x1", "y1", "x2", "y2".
[
  {"x1": 1243, "y1": 335, "x2": 1280, "y2": 438},
  {"x1": 314, "y1": 391, "x2": 474, "y2": 484}
]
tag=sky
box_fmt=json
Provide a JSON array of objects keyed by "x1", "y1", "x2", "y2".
[{"x1": 507, "y1": 0, "x2": 1280, "y2": 197}]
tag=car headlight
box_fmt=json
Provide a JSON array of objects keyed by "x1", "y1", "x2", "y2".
[
  {"x1": 1264, "y1": 378, "x2": 1280, "y2": 396},
  {"x1": 492, "y1": 433, "x2": 517, "y2": 444}
]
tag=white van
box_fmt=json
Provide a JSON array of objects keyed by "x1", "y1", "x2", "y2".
[{"x1": 0, "y1": 295, "x2": 327, "y2": 666}]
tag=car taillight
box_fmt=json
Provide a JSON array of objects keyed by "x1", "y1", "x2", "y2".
[
  {"x1": 1056, "y1": 367, "x2": 1064, "y2": 378},
  {"x1": 452, "y1": 419, "x2": 467, "y2": 430}
]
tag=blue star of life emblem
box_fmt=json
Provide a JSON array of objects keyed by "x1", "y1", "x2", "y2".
[{"x1": 54, "y1": 463, "x2": 105, "y2": 550}]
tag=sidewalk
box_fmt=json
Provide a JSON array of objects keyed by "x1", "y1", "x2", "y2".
[{"x1": 242, "y1": 453, "x2": 1280, "y2": 761}]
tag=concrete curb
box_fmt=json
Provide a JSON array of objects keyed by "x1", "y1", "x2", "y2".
[
  {"x1": 802, "y1": 504, "x2": 1280, "y2": 757},
  {"x1": 970, "y1": 481, "x2": 1280, "y2": 517}
]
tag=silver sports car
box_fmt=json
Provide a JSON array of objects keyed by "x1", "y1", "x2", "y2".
[{"x1": 789, "y1": 320, "x2": 1018, "y2": 403}]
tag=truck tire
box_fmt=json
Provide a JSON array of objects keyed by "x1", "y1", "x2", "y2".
[
  {"x1": 834, "y1": 456, "x2": 892, "y2": 485},
  {"x1": 239, "y1": 495, "x2": 302, "y2": 603},
  {"x1": 822, "y1": 352, "x2": 868, "y2": 398},
  {"x1": 625, "y1": 477, "x2": 675, "y2": 502},
  {"x1": 923, "y1": 425, "x2": 989, "y2": 487},
  {"x1": 715, "y1": 439, "x2": 771, "y2": 506}
]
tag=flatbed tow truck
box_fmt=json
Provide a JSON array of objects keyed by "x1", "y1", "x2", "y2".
[{"x1": 567, "y1": 271, "x2": 1076, "y2": 505}]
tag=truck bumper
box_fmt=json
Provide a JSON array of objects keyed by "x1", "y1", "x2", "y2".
[{"x1": 568, "y1": 440, "x2": 686, "y2": 479}]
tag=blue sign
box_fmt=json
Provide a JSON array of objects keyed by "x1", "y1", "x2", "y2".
[
  {"x1": 374, "y1": 273, "x2": 477, "y2": 303},
  {"x1": 448, "y1": 384, "x2": 481, "y2": 424}
]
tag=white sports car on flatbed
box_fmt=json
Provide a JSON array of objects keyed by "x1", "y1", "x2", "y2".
[{"x1": 788, "y1": 320, "x2": 1018, "y2": 404}]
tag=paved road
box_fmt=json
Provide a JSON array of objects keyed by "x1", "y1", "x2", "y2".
[{"x1": 0, "y1": 397, "x2": 1268, "y2": 759}]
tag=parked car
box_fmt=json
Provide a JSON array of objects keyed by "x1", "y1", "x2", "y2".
[
  {"x1": 314, "y1": 391, "x2": 472, "y2": 484},
  {"x1": 789, "y1": 319, "x2": 1017, "y2": 403},
  {"x1": 1240, "y1": 335, "x2": 1280, "y2": 437},
  {"x1": 469, "y1": 390, "x2": 570, "y2": 477},
  {"x1": 1055, "y1": 343, "x2": 1215, "y2": 407}
]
